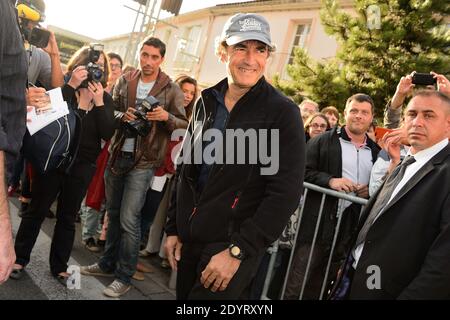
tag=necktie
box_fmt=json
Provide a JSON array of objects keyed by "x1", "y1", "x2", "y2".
[{"x1": 355, "y1": 155, "x2": 416, "y2": 246}]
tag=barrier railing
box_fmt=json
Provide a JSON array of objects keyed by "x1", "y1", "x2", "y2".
[{"x1": 260, "y1": 182, "x2": 368, "y2": 300}]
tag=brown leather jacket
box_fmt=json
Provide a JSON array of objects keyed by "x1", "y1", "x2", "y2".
[{"x1": 110, "y1": 69, "x2": 188, "y2": 169}]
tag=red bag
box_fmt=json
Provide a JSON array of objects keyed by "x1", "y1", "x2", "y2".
[{"x1": 85, "y1": 141, "x2": 110, "y2": 211}]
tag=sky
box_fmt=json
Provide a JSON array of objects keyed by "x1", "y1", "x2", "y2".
[{"x1": 42, "y1": 0, "x2": 248, "y2": 39}]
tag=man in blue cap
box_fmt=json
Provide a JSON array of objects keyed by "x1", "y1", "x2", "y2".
[{"x1": 165, "y1": 13, "x2": 306, "y2": 299}]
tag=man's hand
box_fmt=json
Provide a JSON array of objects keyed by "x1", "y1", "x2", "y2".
[
  {"x1": 391, "y1": 72, "x2": 415, "y2": 109},
  {"x1": 0, "y1": 151, "x2": 16, "y2": 284},
  {"x1": 68, "y1": 66, "x2": 88, "y2": 89},
  {"x1": 0, "y1": 232, "x2": 15, "y2": 285},
  {"x1": 42, "y1": 30, "x2": 59, "y2": 57},
  {"x1": 431, "y1": 71, "x2": 450, "y2": 97},
  {"x1": 382, "y1": 128, "x2": 407, "y2": 175},
  {"x1": 122, "y1": 107, "x2": 137, "y2": 122},
  {"x1": 26, "y1": 87, "x2": 49, "y2": 110},
  {"x1": 382, "y1": 130, "x2": 404, "y2": 165},
  {"x1": 146, "y1": 106, "x2": 169, "y2": 122},
  {"x1": 165, "y1": 235, "x2": 182, "y2": 271},
  {"x1": 329, "y1": 177, "x2": 357, "y2": 193},
  {"x1": 355, "y1": 184, "x2": 369, "y2": 199},
  {"x1": 200, "y1": 249, "x2": 241, "y2": 293}
]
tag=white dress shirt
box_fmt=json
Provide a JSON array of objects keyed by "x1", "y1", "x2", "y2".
[{"x1": 352, "y1": 138, "x2": 449, "y2": 268}]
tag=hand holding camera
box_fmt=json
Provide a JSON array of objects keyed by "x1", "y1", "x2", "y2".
[
  {"x1": 88, "y1": 81, "x2": 104, "y2": 106},
  {"x1": 123, "y1": 96, "x2": 160, "y2": 137},
  {"x1": 79, "y1": 44, "x2": 105, "y2": 89},
  {"x1": 146, "y1": 106, "x2": 169, "y2": 122},
  {"x1": 42, "y1": 31, "x2": 59, "y2": 57},
  {"x1": 395, "y1": 72, "x2": 415, "y2": 97},
  {"x1": 123, "y1": 107, "x2": 138, "y2": 122},
  {"x1": 431, "y1": 71, "x2": 450, "y2": 97},
  {"x1": 68, "y1": 66, "x2": 88, "y2": 89}
]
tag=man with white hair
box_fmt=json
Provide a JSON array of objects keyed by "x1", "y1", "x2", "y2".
[
  {"x1": 299, "y1": 99, "x2": 319, "y2": 123},
  {"x1": 165, "y1": 13, "x2": 305, "y2": 299}
]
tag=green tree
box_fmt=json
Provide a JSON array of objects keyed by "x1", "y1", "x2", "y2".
[{"x1": 275, "y1": 0, "x2": 450, "y2": 118}]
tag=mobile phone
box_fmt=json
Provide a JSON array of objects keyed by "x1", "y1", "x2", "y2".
[
  {"x1": 411, "y1": 73, "x2": 436, "y2": 86},
  {"x1": 29, "y1": 27, "x2": 50, "y2": 48},
  {"x1": 375, "y1": 127, "x2": 394, "y2": 142}
]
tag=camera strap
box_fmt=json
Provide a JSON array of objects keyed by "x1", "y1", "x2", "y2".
[{"x1": 110, "y1": 69, "x2": 144, "y2": 176}]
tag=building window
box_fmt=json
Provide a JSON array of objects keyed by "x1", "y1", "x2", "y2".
[
  {"x1": 163, "y1": 29, "x2": 172, "y2": 45},
  {"x1": 288, "y1": 24, "x2": 310, "y2": 65},
  {"x1": 174, "y1": 25, "x2": 202, "y2": 72}
]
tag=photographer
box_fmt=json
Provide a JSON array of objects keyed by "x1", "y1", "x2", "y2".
[
  {"x1": 11, "y1": 46, "x2": 116, "y2": 283},
  {"x1": 17, "y1": 0, "x2": 63, "y2": 89},
  {"x1": 81, "y1": 37, "x2": 188, "y2": 298}
]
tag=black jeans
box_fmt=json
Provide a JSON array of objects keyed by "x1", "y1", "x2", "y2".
[
  {"x1": 20, "y1": 159, "x2": 32, "y2": 199},
  {"x1": 177, "y1": 242, "x2": 264, "y2": 300},
  {"x1": 14, "y1": 159, "x2": 96, "y2": 276},
  {"x1": 140, "y1": 186, "x2": 165, "y2": 242}
]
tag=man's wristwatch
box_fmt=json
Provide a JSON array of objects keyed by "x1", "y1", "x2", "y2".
[{"x1": 228, "y1": 244, "x2": 245, "y2": 260}]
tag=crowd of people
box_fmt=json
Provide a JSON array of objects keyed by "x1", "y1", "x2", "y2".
[{"x1": 0, "y1": 0, "x2": 449, "y2": 300}]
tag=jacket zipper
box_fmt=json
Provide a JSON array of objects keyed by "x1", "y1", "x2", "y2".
[
  {"x1": 231, "y1": 191, "x2": 241, "y2": 209},
  {"x1": 186, "y1": 92, "x2": 246, "y2": 236},
  {"x1": 186, "y1": 96, "x2": 215, "y2": 218},
  {"x1": 197, "y1": 94, "x2": 236, "y2": 194},
  {"x1": 64, "y1": 115, "x2": 70, "y2": 154},
  {"x1": 356, "y1": 148, "x2": 360, "y2": 185},
  {"x1": 44, "y1": 119, "x2": 62, "y2": 171},
  {"x1": 189, "y1": 206, "x2": 197, "y2": 222},
  {"x1": 61, "y1": 115, "x2": 71, "y2": 160}
]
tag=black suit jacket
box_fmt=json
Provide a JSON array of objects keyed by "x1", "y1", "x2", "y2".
[{"x1": 347, "y1": 142, "x2": 450, "y2": 299}]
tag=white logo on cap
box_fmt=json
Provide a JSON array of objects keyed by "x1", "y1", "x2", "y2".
[{"x1": 239, "y1": 18, "x2": 262, "y2": 32}]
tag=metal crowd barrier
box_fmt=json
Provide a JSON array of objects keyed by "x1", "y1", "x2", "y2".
[{"x1": 260, "y1": 182, "x2": 368, "y2": 300}]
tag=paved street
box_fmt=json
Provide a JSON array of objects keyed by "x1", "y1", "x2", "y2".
[{"x1": 0, "y1": 198, "x2": 175, "y2": 300}]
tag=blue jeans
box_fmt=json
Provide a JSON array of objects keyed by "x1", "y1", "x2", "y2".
[{"x1": 99, "y1": 155, "x2": 154, "y2": 284}]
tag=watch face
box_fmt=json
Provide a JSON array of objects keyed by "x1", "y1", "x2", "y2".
[{"x1": 231, "y1": 245, "x2": 241, "y2": 257}]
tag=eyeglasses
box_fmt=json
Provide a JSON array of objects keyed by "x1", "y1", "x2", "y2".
[
  {"x1": 110, "y1": 63, "x2": 122, "y2": 70},
  {"x1": 310, "y1": 123, "x2": 328, "y2": 129}
]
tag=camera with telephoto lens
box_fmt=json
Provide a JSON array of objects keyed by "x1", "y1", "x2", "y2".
[
  {"x1": 80, "y1": 43, "x2": 104, "y2": 88},
  {"x1": 124, "y1": 96, "x2": 160, "y2": 137}
]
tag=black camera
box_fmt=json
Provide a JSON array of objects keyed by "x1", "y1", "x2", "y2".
[
  {"x1": 80, "y1": 43, "x2": 104, "y2": 88},
  {"x1": 124, "y1": 96, "x2": 160, "y2": 137},
  {"x1": 412, "y1": 73, "x2": 436, "y2": 86},
  {"x1": 20, "y1": 25, "x2": 50, "y2": 48},
  {"x1": 17, "y1": 2, "x2": 49, "y2": 48},
  {"x1": 29, "y1": 27, "x2": 50, "y2": 48}
]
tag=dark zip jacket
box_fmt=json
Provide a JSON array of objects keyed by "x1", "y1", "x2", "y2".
[
  {"x1": 166, "y1": 76, "x2": 306, "y2": 259},
  {"x1": 62, "y1": 84, "x2": 116, "y2": 165},
  {"x1": 300, "y1": 126, "x2": 381, "y2": 245}
]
